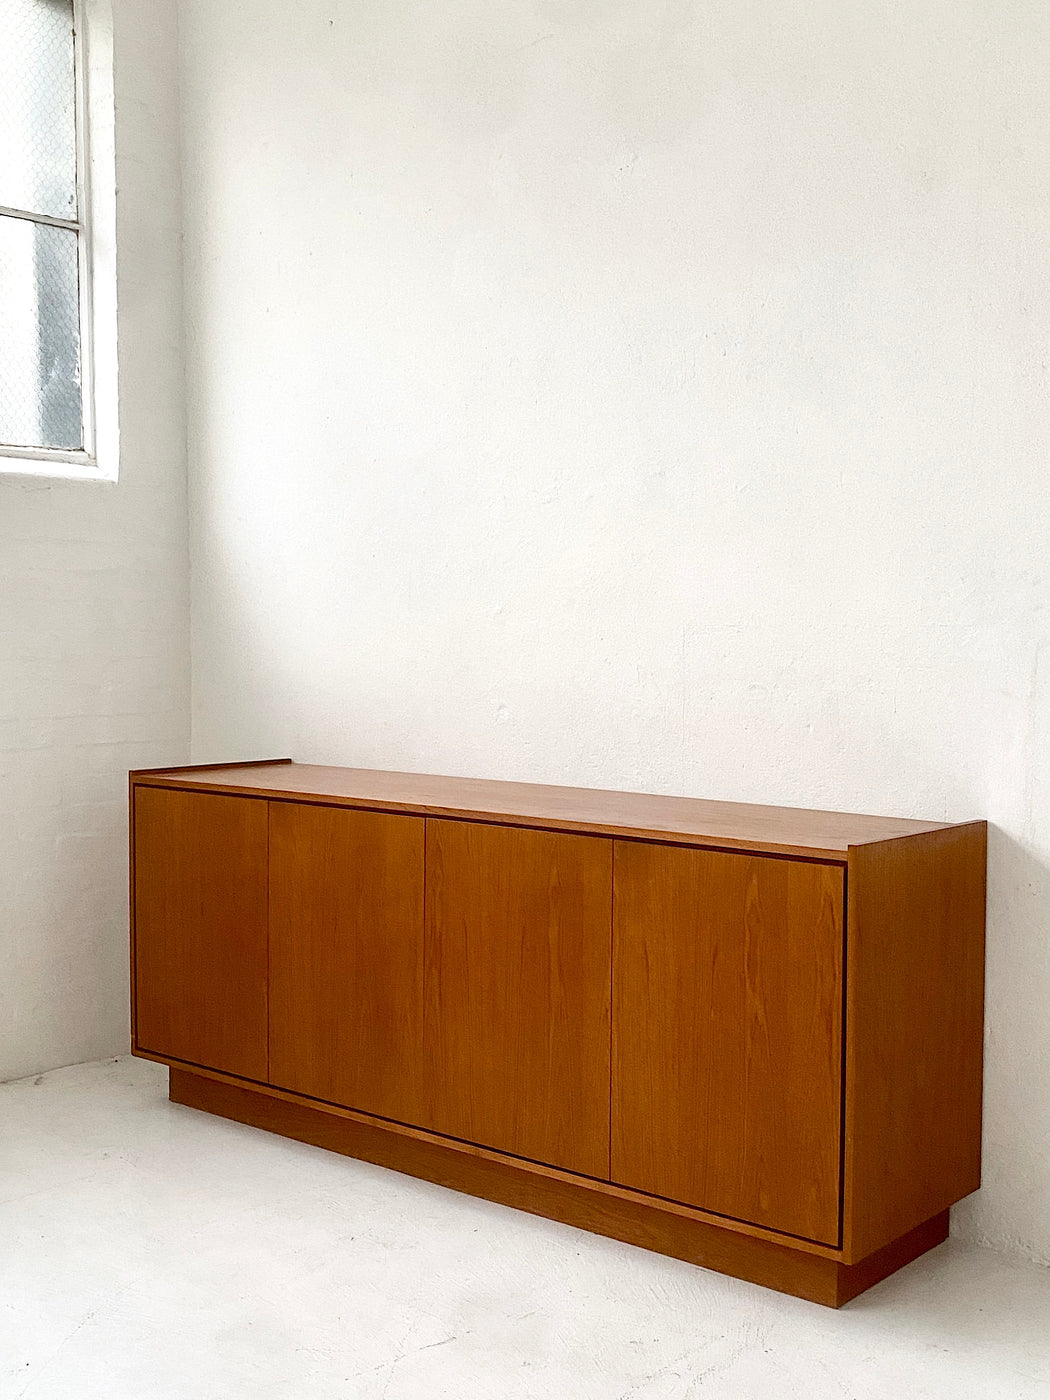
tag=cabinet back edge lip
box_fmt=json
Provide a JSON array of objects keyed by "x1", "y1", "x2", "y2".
[{"x1": 130, "y1": 757, "x2": 293, "y2": 777}]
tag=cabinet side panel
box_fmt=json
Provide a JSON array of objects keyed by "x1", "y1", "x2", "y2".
[
  {"x1": 422, "y1": 820, "x2": 612, "y2": 1179},
  {"x1": 844, "y1": 823, "x2": 986, "y2": 1262},
  {"x1": 613, "y1": 843, "x2": 844, "y2": 1246},
  {"x1": 133, "y1": 787, "x2": 268, "y2": 1080},
  {"x1": 268, "y1": 803, "x2": 426, "y2": 1122}
]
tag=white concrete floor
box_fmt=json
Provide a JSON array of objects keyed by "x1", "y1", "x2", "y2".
[{"x1": 1, "y1": 1058, "x2": 1049, "y2": 1399}]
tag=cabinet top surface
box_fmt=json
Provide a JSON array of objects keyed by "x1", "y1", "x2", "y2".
[{"x1": 130, "y1": 761, "x2": 966, "y2": 860}]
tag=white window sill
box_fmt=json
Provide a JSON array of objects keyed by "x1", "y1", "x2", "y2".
[{"x1": 0, "y1": 448, "x2": 116, "y2": 483}]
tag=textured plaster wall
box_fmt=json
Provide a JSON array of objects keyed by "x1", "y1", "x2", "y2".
[
  {"x1": 179, "y1": 1, "x2": 1050, "y2": 1262},
  {"x1": 0, "y1": 0, "x2": 188, "y2": 1080}
]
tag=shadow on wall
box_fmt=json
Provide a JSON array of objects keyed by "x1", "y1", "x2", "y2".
[{"x1": 952, "y1": 823, "x2": 1050, "y2": 1266}]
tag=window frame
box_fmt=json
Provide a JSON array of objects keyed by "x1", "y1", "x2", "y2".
[{"x1": 0, "y1": 0, "x2": 117, "y2": 482}]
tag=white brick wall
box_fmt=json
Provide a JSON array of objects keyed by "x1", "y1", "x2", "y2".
[{"x1": 0, "y1": 0, "x2": 189, "y2": 1081}]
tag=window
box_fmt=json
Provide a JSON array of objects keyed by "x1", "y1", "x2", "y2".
[{"x1": 0, "y1": 0, "x2": 116, "y2": 479}]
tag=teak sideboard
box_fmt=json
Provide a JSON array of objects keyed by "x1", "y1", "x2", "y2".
[{"x1": 129, "y1": 760, "x2": 986, "y2": 1306}]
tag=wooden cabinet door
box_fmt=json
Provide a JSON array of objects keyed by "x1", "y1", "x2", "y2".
[
  {"x1": 422, "y1": 820, "x2": 611, "y2": 1178},
  {"x1": 269, "y1": 802, "x2": 425, "y2": 1123},
  {"x1": 612, "y1": 842, "x2": 844, "y2": 1245},
  {"x1": 133, "y1": 787, "x2": 267, "y2": 1080}
]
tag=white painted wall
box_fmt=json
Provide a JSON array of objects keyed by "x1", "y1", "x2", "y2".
[
  {"x1": 0, "y1": 0, "x2": 188, "y2": 1081},
  {"x1": 179, "y1": 1, "x2": 1050, "y2": 1263}
]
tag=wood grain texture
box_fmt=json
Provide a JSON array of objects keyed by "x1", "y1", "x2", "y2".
[
  {"x1": 133, "y1": 787, "x2": 268, "y2": 1080},
  {"x1": 268, "y1": 802, "x2": 426, "y2": 1122},
  {"x1": 613, "y1": 841, "x2": 844, "y2": 1245},
  {"x1": 169, "y1": 1068, "x2": 948, "y2": 1307},
  {"x1": 131, "y1": 762, "x2": 953, "y2": 859},
  {"x1": 843, "y1": 822, "x2": 987, "y2": 1262},
  {"x1": 421, "y1": 820, "x2": 612, "y2": 1178},
  {"x1": 141, "y1": 1048, "x2": 844, "y2": 1259},
  {"x1": 129, "y1": 765, "x2": 985, "y2": 1303}
]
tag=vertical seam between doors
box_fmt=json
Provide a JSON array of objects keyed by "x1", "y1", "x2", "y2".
[
  {"x1": 836, "y1": 865, "x2": 848, "y2": 1251},
  {"x1": 609, "y1": 838, "x2": 615, "y2": 1181},
  {"x1": 265, "y1": 801, "x2": 271, "y2": 1085}
]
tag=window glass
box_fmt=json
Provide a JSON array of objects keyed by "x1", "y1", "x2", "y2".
[
  {"x1": 0, "y1": 215, "x2": 82, "y2": 449},
  {"x1": 0, "y1": 0, "x2": 78, "y2": 220},
  {"x1": 0, "y1": 0, "x2": 84, "y2": 453}
]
